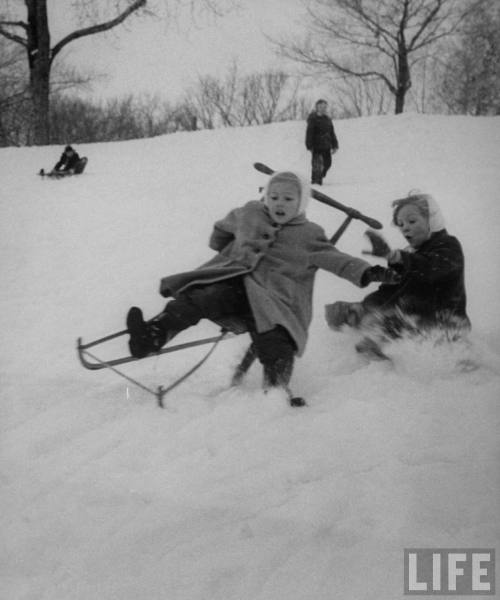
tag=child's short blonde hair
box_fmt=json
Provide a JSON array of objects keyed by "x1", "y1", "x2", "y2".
[{"x1": 392, "y1": 190, "x2": 445, "y2": 232}]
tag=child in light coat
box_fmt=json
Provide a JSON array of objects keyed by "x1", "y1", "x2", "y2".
[{"x1": 127, "y1": 171, "x2": 396, "y2": 404}]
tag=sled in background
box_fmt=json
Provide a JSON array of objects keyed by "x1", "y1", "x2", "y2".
[{"x1": 39, "y1": 157, "x2": 88, "y2": 178}]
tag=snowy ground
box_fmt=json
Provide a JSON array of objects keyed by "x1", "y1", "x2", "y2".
[{"x1": 1, "y1": 114, "x2": 499, "y2": 599}]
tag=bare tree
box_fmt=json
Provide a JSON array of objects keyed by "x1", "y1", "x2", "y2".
[
  {"x1": 171, "y1": 103, "x2": 199, "y2": 132},
  {"x1": 256, "y1": 71, "x2": 301, "y2": 123},
  {"x1": 49, "y1": 92, "x2": 190, "y2": 143},
  {"x1": 275, "y1": 0, "x2": 481, "y2": 114},
  {"x1": 197, "y1": 61, "x2": 239, "y2": 127},
  {"x1": 237, "y1": 71, "x2": 300, "y2": 125},
  {"x1": 183, "y1": 87, "x2": 217, "y2": 130},
  {"x1": 0, "y1": 38, "x2": 30, "y2": 145},
  {"x1": 0, "y1": 0, "x2": 234, "y2": 145},
  {"x1": 334, "y1": 74, "x2": 392, "y2": 117},
  {"x1": 238, "y1": 74, "x2": 261, "y2": 125},
  {"x1": 190, "y1": 63, "x2": 303, "y2": 128},
  {"x1": 438, "y1": 0, "x2": 500, "y2": 114},
  {"x1": 0, "y1": 0, "x2": 148, "y2": 144}
]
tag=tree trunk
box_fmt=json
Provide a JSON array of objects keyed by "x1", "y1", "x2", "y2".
[
  {"x1": 1, "y1": 0, "x2": 147, "y2": 145},
  {"x1": 395, "y1": 40, "x2": 411, "y2": 115},
  {"x1": 30, "y1": 61, "x2": 51, "y2": 144},
  {"x1": 395, "y1": 86, "x2": 406, "y2": 114},
  {"x1": 26, "y1": 0, "x2": 51, "y2": 145}
]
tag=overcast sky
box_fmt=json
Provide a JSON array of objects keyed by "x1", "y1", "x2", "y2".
[{"x1": 46, "y1": 0, "x2": 308, "y2": 101}]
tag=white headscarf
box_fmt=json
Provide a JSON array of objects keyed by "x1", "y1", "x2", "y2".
[
  {"x1": 394, "y1": 190, "x2": 446, "y2": 232},
  {"x1": 264, "y1": 171, "x2": 311, "y2": 215}
]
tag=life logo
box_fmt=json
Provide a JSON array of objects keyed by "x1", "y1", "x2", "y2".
[{"x1": 404, "y1": 549, "x2": 495, "y2": 595}]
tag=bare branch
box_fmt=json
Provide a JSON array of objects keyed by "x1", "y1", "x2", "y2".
[
  {"x1": 0, "y1": 20, "x2": 28, "y2": 30},
  {"x1": 51, "y1": 0, "x2": 146, "y2": 62},
  {"x1": 0, "y1": 20, "x2": 28, "y2": 47}
]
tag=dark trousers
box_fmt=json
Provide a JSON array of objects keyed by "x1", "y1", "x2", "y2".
[
  {"x1": 311, "y1": 150, "x2": 332, "y2": 184},
  {"x1": 158, "y1": 278, "x2": 297, "y2": 383}
]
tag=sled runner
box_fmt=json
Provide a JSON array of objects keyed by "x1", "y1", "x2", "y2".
[
  {"x1": 39, "y1": 157, "x2": 88, "y2": 178},
  {"x1": 77, "y1": 329, "x2": 231, "y2": 371},
  {"x1": 77, "y1": 316, "x2": 248, "y2": 407},
  {"x1": 77, "y1": 162, "x2": 382, "y2": 407}
]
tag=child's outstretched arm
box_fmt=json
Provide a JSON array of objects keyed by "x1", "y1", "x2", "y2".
[
  {"x1": 313, "y1": 244, "x2": 371, "y2": 286},
  {"x1": 53, "y1": 154, "x2": 64, "y2": 171},
  {"x1": 310, "y1": 228, "x2": 399, "y2": 287}
]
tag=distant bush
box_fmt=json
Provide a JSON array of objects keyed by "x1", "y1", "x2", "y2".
[
  {"x1": 48, "y1": 93, "x2": 195, "y2": 144},
  {"x1": 46, "y1": 67, "x2": 310, "y2": 144}
]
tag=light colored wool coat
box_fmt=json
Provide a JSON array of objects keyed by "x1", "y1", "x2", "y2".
[{"x1": 160, "y1": 200, "x2": 371, "y2": 355}]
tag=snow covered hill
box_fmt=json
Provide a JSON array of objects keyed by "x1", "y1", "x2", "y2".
[{"x1": 1, "y1": 114, "x2": 499, "y2": 599}]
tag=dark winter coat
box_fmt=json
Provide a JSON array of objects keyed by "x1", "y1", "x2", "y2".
[
  {"x1": 160, "y1": 200, "x2": 371, "y2": 355},
  {"x1": 305, "y1": 112, "x2": 339, "y2": 152},
  {"x1": 362, "y1": 230, "x2": 469, "y2": 326},
  {"x1": 54, "y1": 150, "x2": 81, "y2": 172}
]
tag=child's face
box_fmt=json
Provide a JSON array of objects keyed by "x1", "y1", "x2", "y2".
[
  {"x1": 395, "y1": 204, "x2": 430, "y2": 248},
  {"x1": 267, "y1": 181, "x2": 301, "y2": 224},
  {"x1": 316, "y1": 102, "x2": 327, "y2": 115}
]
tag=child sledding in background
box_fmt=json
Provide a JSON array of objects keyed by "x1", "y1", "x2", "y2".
[
  {"x1": 39, "y1": 145, "x2": 87, "y2": 177},
  {"x1": 126, "y1": 170, "x2": 397, "y2": 406},
  {"x1": 325, "y1": 190, "x2": 470, "y2": 358},
  {"x1": 53, "y1": 145, "x2": 81, "y2": 173}
]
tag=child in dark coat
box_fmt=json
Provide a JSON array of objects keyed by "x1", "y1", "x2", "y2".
[
  {"x1": 126, "y1": 171, "x2": 396, "y2": 404},
  {"x1": 325, "y1": 191, "x2": 470, "y2": 356},
  {"x1": 305, "y1": 99, "x2": 339, "y2": 185},
  {"x1": 53, "y1": 145, "x2": 81, "y2": 174}
]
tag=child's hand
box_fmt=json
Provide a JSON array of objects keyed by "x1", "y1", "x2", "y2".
[
  {"x1": 362, "y1": 229, "x2": 391, "y2": 258},
  {"x1": 325, "y1": 301, "x2": 363, "y2": 329},
  {"x1": 362, "y1": 265, "x2": 401, "y2": 286}
]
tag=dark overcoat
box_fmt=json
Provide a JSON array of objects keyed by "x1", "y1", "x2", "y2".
[
  {"x1": 305, "y1": 112, "x2": 339, "y2": 152},
  {"x1": 54, "y1": 151, "x2": 81, "y2": 172},
  {"x1": 160, "y1": 201, "x2": 371, "y2": 355},
  {"x1": 362, "y1": 230, "x2": 469, "y2": 324}
]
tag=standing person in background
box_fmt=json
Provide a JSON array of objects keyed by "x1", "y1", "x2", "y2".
[{"x1": 305, "y1": 99, "x2": 339, "y2": 185}]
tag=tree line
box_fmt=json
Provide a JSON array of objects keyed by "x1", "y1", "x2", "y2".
[
  {"x1": 1, "y1": 0, "x2": 499, "y2": 147},
  {"x1": 0, "y1": 59, "x2": 308, "y2": 146}
]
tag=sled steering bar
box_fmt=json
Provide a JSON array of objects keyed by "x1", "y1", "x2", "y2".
[{"x1": 254, "y1": 162, "x2": 382, "y2": 230}]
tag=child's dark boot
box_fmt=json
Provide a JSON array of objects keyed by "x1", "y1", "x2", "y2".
[
  {"x1": 127, "y1": 307, "x2": 167, "y2": 358},
  {"x1": 263, "y1": 357, "x2": 306, "y2": 407}
]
